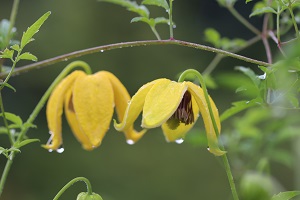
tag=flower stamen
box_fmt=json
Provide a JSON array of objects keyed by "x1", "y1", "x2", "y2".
[{"x1": 167, "y1": 91, "x2": 194, "y2": 130}]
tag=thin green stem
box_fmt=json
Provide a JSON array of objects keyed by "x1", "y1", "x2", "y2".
[
  {"x1": 0, "y1": 50, "x2": 21, "y2": 90},
  {"x1": 227, "y1": 6, "x2": 261, "y2": 35},
  {"x1": 0, "y1": 61, "x2": 91, "y2": 198},
  {"x1": 178, "y1": 69, "x2": 239, "y2": 200},
  {"x1": 53, "y1": 177, "x2": 93, "y2": 200},
  {"x1": 0, "y1": 152, "x2": 16, "y2": 197},
  {"x1": 0, "y1": 40, "x2": 270, "y2": 79},
  {"x1": 150, "y1": 26, "x2": 161, "y2": 40},
  {"x1": 276, "y1": 5, "x2": 281, "y2": 44},
  {"x1": 169, "y1": 0, "x2": 174, "y2": 39},
  {"x1": 0, "y1": 92, "x2": 14, "y2": 144},
  {"x1": 288, "y1": 0, "x2": 300, "y2": 38}
]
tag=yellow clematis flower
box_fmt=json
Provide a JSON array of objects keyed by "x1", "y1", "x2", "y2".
[
  {"x1": 43, "y1": 70, "x2": 145, "y2": 151},
  {"x1": 114, "y1": 78, "x2": 225, "y2": 156}
]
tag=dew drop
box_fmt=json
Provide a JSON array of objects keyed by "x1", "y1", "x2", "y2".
[
  {"x1": 100, "y1": 49, "x2": 104, "y2": 53},
  {"x1": 63, "y1": 58, "x2": 68, "y2": 61},
  {"x1": 175, "y1": 138, "x2": 184, "y2": 144},
  {"x1": 48, "y1": 149, "x2": 53, "y2": 153},
  {"x1": 166, "y1": 9, "x2": 169, "y2": 13},
  {"x1": 173, "y1": 24, "x2": 176, "y2": 28},
  {"x1": 126, "y1": 139, "x2": 135, "y2": 145},
  {"x1": 246, "y1": 101, "x2": 250, "y2": 104},
  {"x1": 258, "y1": 73, "x2": 266, "y2": 80},
  {"x1": 207, "y1": 147, "x2": 210, "y2": 151},
  {"x1": 56, "y1": 147, "x2": 65, "y2": 153}
]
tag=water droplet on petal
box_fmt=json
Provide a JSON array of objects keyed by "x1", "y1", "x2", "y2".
[
  {"x1": 126, "y1": 139, "x2": 135, "y2": 145},
  {"x1": 57, "y1": 147, "x2": 65, "y2": 153},
  {"x1": 175, "y1": 138, "x2": 184, "y2": 144}
]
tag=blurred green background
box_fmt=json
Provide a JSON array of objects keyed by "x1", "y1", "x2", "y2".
[{"x1": 0, "y1": 0, "x2": 296, "y2": 199}]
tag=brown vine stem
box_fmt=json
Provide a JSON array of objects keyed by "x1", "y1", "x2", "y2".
[{"x1": 0, "y1": 39, "x2": 270, "y2": 78}]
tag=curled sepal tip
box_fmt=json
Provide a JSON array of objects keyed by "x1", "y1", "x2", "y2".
[{"x1": 77, "y1": 192, "x2": 103, "y2": 200}]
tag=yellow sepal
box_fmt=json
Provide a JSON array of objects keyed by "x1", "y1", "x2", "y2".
[
  {"x1": 186, "y1": 82, "x2": 225, "y2": 156},
  {"x1": 72, "y1": 72, "x2": 114, "y2": 148},
  {"x1": 142, "y1": 79, "x2": 187, "y2": 128},
  {"x1": 64, "y1": 87, "x2": 94, "y2": 150},
  {"x1": 100, "y1": 71, "x2": 146, "y2": 143},
  {"x1": 43, "y1": 70, "x2": 85, "y2": 150}
]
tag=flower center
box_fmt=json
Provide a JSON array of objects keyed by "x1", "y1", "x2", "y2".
[{"x1": 167, "y1": 91, "x2": 195, "y2": 130}]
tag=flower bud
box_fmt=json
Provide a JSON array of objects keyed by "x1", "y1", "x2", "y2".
[{"x1": 76, "y1": 192, "x2": 103, "y2": 200}]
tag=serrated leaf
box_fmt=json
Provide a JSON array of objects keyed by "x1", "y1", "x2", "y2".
[
  {"x1": 0, "y1": 49, "x2": 14, "y2": 59},
  {"x1": 272, "y1": 191, "x2": 300, "y2": 200},
  {"x1": 220, "y1": 99, "x2": 261, "y2": 121},
  {"x1": 0, "y1": 112, "x2": 23, "y2": 126},
  {"x1": 11, "y1": 44, "x2": 20, "y2": 51},
  {"x1": 20, "y1": 11, "x2": 51, "y2": 49},
  {"x1": 0, "y1": 82, "x2": 16, "y2": 92},
  {"x1": 142, "y1": 0, "x2": 169, "y2": 10},
  {"x1": 250, "y1": 6, "x2": 277, "y2": 17},
  {"x1": 99, "y1": 0, "x2": 149, "y2": 17},
  {"x1": 17, "y1": 52, "x2": 37, "y2": 62},
  {"x1": 15, "y1": 139, "x2": 40, "y2": 149}
]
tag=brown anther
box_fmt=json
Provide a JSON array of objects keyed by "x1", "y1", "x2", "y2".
[{"x1": 167, "y1": 91, "x2": 194, "y2": 130}]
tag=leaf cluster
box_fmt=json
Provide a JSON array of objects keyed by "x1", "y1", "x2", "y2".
[{"x1": 98, "y1": 0, "x2": 172, "y2": 39}]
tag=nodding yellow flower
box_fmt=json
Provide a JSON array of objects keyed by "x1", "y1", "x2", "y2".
[
  {"x1": 114, "y1": 78, "x2": 225, "y2": 156},
  {"x1": 43, "y1": 70, "x2": 145, "y2": 151}
]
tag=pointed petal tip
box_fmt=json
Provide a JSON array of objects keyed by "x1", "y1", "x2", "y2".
[
  {"x1": 113, "y1": 118, "x2": 124, "y2": 131},
  {"x1": 207, "y1": 147, "x2": 226, "y2": 156}
]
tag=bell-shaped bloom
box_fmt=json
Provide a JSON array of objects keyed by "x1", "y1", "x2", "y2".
[
  {"x1": 43, "y1": 70, "x2": 145, "y2": 151},
  {"x1": 114, "y1": 78, "x2": 225, "y2": 156}
]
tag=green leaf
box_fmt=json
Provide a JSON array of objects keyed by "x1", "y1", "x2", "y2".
[
  {"x1": 20, "y1": 11, "x2": 51, "y2": 49},
  {"x1": 142, "y1": 0, "x2": 169, "y2": 10},
  {"x1": 250, "y1": 6, "x2": 277, "y2": 17},
  {"x1": 15, "y1": 139, "x2": 40, "y2": 149},
  {"x1": 0, "y1": 127, "x2": 8, "y2": 134},
  {"x1": 204, "y1": 28, "x2": 221, "y2": 48},
  {"x1": 0, "y1": 82, "x2": 16, "y2": 92},
  {"x1": 23, "y1": 122, "x2": 37, "y2": 129},
  {"x1": 220, "y1": 99, "x2": 261, "y2": 122},
  {"x1": 0, "y1": 112, "x2": 23, "y2": 126},
  {"x1": 131, "y1": 17, "x2": 154, "y2": 26},
  {"x1": 154, "y1": 17, "x2": 169, "y2": 24},
  {"x1": 235, "y1": 66, "x2": 261, "y2": 87},
  {"x1": 246, "y1": 0, "x2": 253, "y2": 3},
  {"x1": 17, "y1": 52, "x2": 37, "y2": 62},
  {"x1": 99, "y1": 0, "x2": 149, "y2": 17},
  {"x1": 0, "y1": 48, "x2": 14, "y2": 59},
  {"x1": 11, "y1": 44, "x2": 20, "y2": 51},
  {"x1": 272, "y1": 191, "x2": 300, "y2": 200}
]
